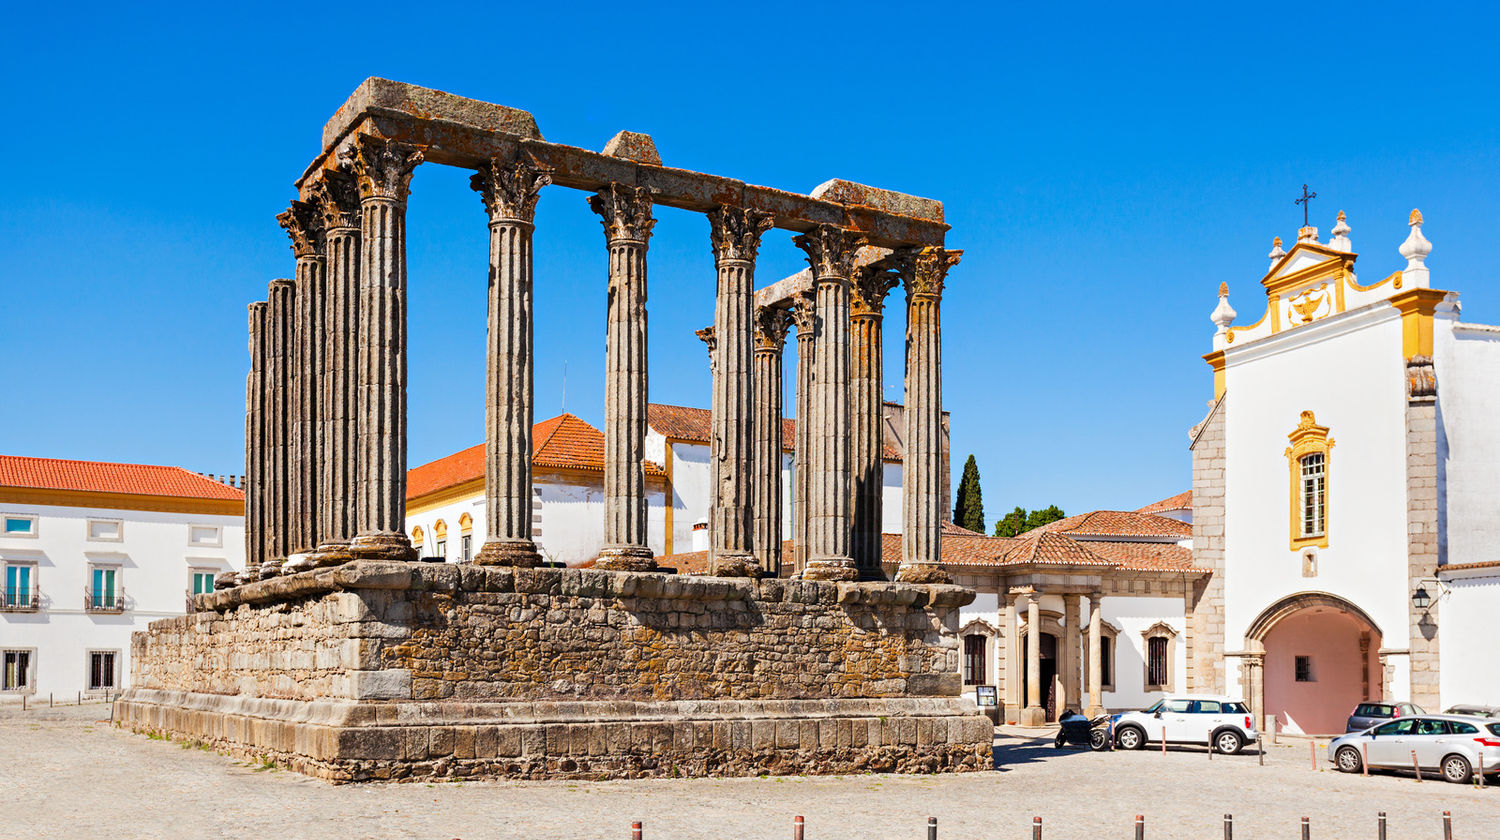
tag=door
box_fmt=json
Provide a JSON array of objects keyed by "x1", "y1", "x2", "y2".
[
  {"x1": 92, "y1": 567, "x2": 116, "y2": 608},
  {"x1": 1160, "y1": 698, "x2": 1194, "y2": 742},
  {"x1": 1190, "y1": 699, "x2": 1225, "y2": 745},
  {"x1": 1366, "y1": 718, "x2": 1416, "y2": 766},
  {"x1": 5, "y1": 565, "x2": 30, "y2": 607},
  {"x1": 1409, "y1": 718, "x2": 1452, "y2": 768}
]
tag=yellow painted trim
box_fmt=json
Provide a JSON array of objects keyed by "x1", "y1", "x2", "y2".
[
  {"x1": 458, "y1": 511, "x2": 473, "y2": 534},
  {"x1": 1260, "y1": 243, "x2": 1352, "y2": 291},
  {"x1": 1286, "y1": 411, "x2": 1333, "y2": 551},
  {"x1": 411, "y1": 525, "x2": 424, "y2": 544},
  {"x1": 663, "y1": 440, "x2": 675, "y2": 556},
  {"x1": 1203, "y1": 350, "x2": 1227, "y2": 399},
  {"x1": 1389, "y1": 288, "x2": 1448, "y2": 359},
  {"x1": 434, "y1": 519, "x2": 447, "y2": 539},
  {"x1": 1348, "y1": 269, "x2": 1403, "y2": 293},
  {"x1": 406, "y1": 477, "x2": 484, "y2": 516},
  {"x1": 0, "y1": 487, "x2": 241, "y2": 516}
]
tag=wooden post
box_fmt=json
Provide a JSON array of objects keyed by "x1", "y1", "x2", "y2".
[
  {"x1": 1309, "y1": 740, "x2": 1316, "y2": 770},
  {"x1": 793, "y1": 816, "x2": 804, "y2": 840},
  {"x1": 1134, "y1": 814, "x2": 1145, "y2": 840},
  {"x1": 631, "y1": 821, "x2": 642, "y2": 840},
  {"x1": 1032, "y1": 816, "x2": 1042, "y2": 840},
  {"x1": 1411, "y1": 749, "x2": 1422, "y2": 782},
  {"x1": 1300, "y1": 816, "x2": 1309, "y2": 840},
  {"x1": 1361, "y1": 742, "x2": 1369, "y2": 776}
]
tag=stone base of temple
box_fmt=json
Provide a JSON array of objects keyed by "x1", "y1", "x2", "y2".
[
  {"x1": 125, "y1": 560, "x2": 988, "y2": 783},
  {"x1": 349, "y1": 532, "x2": 419, "y2": 562},
  {"x1": 802, "y1": 556, "x2": 859, "y2": 581},
  {"x1": 473, "y1": 539, "x2": 542, "y2": 567},
  {"x1": 115, "y1": 690, "x2": 993, "y2": 783},
  {"x1": 707, "y1": 551, "x2": 763, "y2": 578},
  {"x1": 895, "y1": 563, "x2": 953, "y2": 585},
  {"x1": 594, "y1": 545, "x2": 658, "y2": 571},
  {"x1": 305, "y1": 540, "x2": 355, "y2": 568}
]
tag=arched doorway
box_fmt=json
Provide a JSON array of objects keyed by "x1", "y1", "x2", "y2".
[
  {"x1": 1246, "y1": 592, "x2": 1383, "y2": 735},
  {"x1": 1019, "y1": 630, "x2": 1060, "y2": 722}
]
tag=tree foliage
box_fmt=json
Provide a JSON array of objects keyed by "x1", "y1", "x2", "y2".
[
  {"x1": 952, "y1": 455, "x2": 985, "y2": 534},
  {"x1": 1025, "y1": 505, "x2": 1067, "y2": 531},
  {"x1": 993, "y1": 505, "x2": 1068, "y2": 537}
]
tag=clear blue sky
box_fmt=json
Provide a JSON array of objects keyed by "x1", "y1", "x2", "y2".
[{"x1": 2, "y1": 2, "x2": 1496, "y2": 531}]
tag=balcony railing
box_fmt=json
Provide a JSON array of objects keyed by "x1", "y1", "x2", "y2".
[
  {"x1": 84, "y1": 588, "x2": 126, "y2": 613},
  {"x1": 1, "y1": 587, "x2": 39, "y2": 612}
]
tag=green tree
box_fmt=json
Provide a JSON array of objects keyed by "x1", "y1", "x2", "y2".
[
  {"x1": 952, "y1": 455, "x2": 985, "y2": 533},
  {"x1": 993, "y1": 507, "x2": 1029, "y2": 538},
  {"x1": 1024, "y1": 505, "x2": 1067, "y2": 531}
]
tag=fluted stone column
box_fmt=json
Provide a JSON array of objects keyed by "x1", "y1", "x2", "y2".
[
  {"x1": 894, "y1": 247, "x2": 962, "y2": 584},
  {"x1": 278, "y1": 200, "x2": 326, "y2": 564},
  {"x1": 707, "y1": 206, "x2": 774, "y2": 577},
  {"x1": 588, "y1": 184, "x2": 657, "y2": 570},
  {"x1": 754, "y1": 305, "x2": 792, "y2": 577},
  {"x1": 850, "y1": 264, "x2": 898, "y2": 579},
  {"x1": 1004, "y1": 592, "x2": 1021, "y2": 724},
  {"x1": 245, "y1": 302, "x2": 268, "y2": 576},
  {"x1": 266, "y1": 279, "x2": 296, "y2": 565},
  {"x1": 789, "y1": 291, "x2": 816, "y2": 575},
  {"x1": 306, "y1": 169, "x2": 361, "y2": 565},
  {"x1": 792, "y1": 225, "x2": 864, "y2": 581},
  {"x1": 1023, "y1": 593, "x2": 1045, "y2": 726},
  {"x1": 349, "y1": 135, "x2": 422, "y2": 562},
  {"x1": 1087, "y1": 592, "x2": 1105, "y2": 717},
  {"x1": 471, "y1": 155, "x2": 551, "y2": 567}
]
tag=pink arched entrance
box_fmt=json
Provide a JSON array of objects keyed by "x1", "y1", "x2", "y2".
[{"x1": 1246, "y1": 593, "x2": 1383, "y2": 736}]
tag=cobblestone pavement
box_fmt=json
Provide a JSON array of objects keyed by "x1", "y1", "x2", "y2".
[{"x1": 3, "y1": 705, "x2": 1497, "y2": 840}]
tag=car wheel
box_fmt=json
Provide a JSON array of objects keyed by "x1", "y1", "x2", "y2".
[
  {"x1": 1441, "y1": 754, "x2": 1472, "y2": 784},
  {"x1": 1089, "y1": 729, "x2": 1110, "y2": 751},
  {"x1": 1116, "y1": 726, "x2": 1145, "y2": 750},
  {"x1": 1335, "y1": 745, "x2": 1363, "y2": 773},
  {"x1": 1214, "y1": 730, "x2": 1243, "y2": 755}
]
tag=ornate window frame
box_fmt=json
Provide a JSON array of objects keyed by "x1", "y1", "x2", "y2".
[
  {"x1": 959, "y1": 618, "x2": 998, "y2": 687},
  {"x1": 1286, "y1": 411, "x2": 1333, "y2": 551},
  {"x1": 1142, "y1": 621, "x2": 1178, "y2": 693},
  {"x1": 411, "y1": 525, "x2": 425, "y2": 554},
  {"x1": 433, "y1": 519, "x2": 448, "y2": 560}
]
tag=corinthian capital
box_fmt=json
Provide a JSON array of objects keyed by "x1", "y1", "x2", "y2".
[
  {"x1": 471, "y1": 154, "x2": 552, "y2": 223},
  {"x1": 894, "y1": 246, "x2": 963, "y2": 301},
  {"x1": 708, "y1": 205, "x2": 774, "y2": 264},
  {"x1": 851, "y1": 263, "x2": 900, "y2": 317},
  {"x1": 588, "y1": 184, "x2": 656, "y2": 244},
  {"x1": 277, "y1": 200, "x2": 325, "y2": 259},
  {"x1": 789, "y1": 288, "x2": 817, "y2": 335},
  {"x1": 350, "y1": 135, "x2": 424, "y2": 203},
  {"x1": 696, "y1": 326, "x2": 717, "y2": 358},
  {"x1": 793, "y1": 224, "x2": 864, "y2": 281},
  {"x1": 754, "y1": 305, "x2": 793, "y2": 352},
  {"x1": 308, "y1": 168, "x2": 360, "y2": 230}
]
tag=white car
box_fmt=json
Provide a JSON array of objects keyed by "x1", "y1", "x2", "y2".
[
  {"x1": 1327, "y1": 714, "x2": 1500, "y2": 783},
  {"x1": 1111, "y1": 695, "x2": 1259, "y2": 754}
]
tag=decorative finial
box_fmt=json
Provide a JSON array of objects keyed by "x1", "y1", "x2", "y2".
[
  {"x1": 1400, "y1": 207, "x2": 1431, "y2": 280},
  {"x1": 1329, "y1": 210, "x2": 1352, "y2": 253},
  {"x1": 1218, "y1": 282, "x2": 1229, "y2": 296},
  {"x1": 1211, "y1": 282, "x2": 1236, "y2": 335},
  {"x1": 1268, "y1": 236, "x2": 1286, "y2": 268},
  {"x1": 1298, "y1": 225, "x2": 1319, "y2": 244},
  {"x1": 1409, "y1": 208, "x2": 1423, "y2": 226}
]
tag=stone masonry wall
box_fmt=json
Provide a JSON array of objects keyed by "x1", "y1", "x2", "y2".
[{"x1": 1188, "y1": 395, "x2": 1227, "y2": 694}]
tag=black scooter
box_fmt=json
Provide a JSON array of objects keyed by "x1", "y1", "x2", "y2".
[{"x1": 1054, "y1": 710, "x2": 1112, "y2": 750}]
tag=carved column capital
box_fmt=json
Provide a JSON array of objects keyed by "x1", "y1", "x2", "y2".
[
  {"x1": 793, "y1": 225, "x2": 864, "y2": 281},
  {"x1": 895, "y1": 246, "x2": 963, "y2": 301},
  {"x1": 696, "y1": 326, "x2": 717, "y2": 358},
  {"x1": 277, "y1": 200, "x2": 325, "y2": 259},
  {"x1": 789, "y1": 289, "x2": 817, "y2": 334},
  {"x1": 754, "y1": 305, "x2": 792, "y2": 353},
  {"x1": 308, "y1": 168, "x2": 361, "y2": 231},
  {"x1": 349, "y1": 135, "x2": 423, "y2": 203},
  {"x1": 851, "y1": 263, "x2": 900, "y2": 317},
  {"x1": 588, "y1": 184, "x2": 656, "y2": 243},
  {"x1": 708, "y1": 205, "x2": 774, "y2": 264},
  {"x1": 471, "y1": 154, "x2": 552, "y2": 224}
]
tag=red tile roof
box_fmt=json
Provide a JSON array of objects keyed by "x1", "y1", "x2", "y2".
[
  {"x1": 1137, "y1": 491, "x2": 1192, "y2": 514},
  {"x1": 406, "y1": 413, "x2": 664, "y2": 501},
  {"x1": 1032, "y1": 510, "x2": 1192, "y2": 539},
  {"x1": 647, "y1": 403, "x2": 902, "y2": 461},
  {"x1": 1440, "y1": 560, "x2": 1500, "y2": 573},
  {"x1": 0, "y1": 455, "x2": 243, "y2": 500},
  {"x1": 997, "y1": 532, "x2": 1116, "y2": 567},
  {"x1": 1084, "y1": 541, "x2": 1199, "y2": 572}
]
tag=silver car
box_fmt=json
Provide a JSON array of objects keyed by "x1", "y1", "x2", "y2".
[{"x1": 1327, "y1": 714, "x2": 1500, "y2": 783}]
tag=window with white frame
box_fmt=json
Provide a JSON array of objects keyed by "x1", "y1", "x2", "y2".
[
  {"x1": 1299, "y1": 453, "x2": 1326, "y2": 538},
  {"x1": 461, "y1": 535, "x2": 472, "y2": 563},
  {"x1": 87, "y1": 518, "x2": 123, "y2": 542},
  {"x1": 190, "y1": 570, "x2": 216, "y2": 595},
  {"x1": 4, "y1": 563, "x2": 37, "y2": 609},
  {"x1": 188, "y1": 524, "x2": 222, "y2": 547},
  {"x1": 2, "y1": 515, "x2": 37, "y2": 537},
  {"x1": 88, "y1": 565, "x2": 122, "y2": 611},
  {"x1": 88, "y1": 650, "x2": 118, "y2": 691},
  {"x1": 3, "y1": 650, "x2": 34, "y2": 691}
]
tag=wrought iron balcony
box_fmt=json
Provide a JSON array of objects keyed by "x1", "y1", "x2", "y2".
[
  {"x1": 84, "y1": 588, "x2": 126, "y2": 613},
  {"x1": 1, "y1": 587, "x2": 39, "y2": 612}
]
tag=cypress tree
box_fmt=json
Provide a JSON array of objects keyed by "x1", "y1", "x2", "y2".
[{"x1": 953, "y1": 454, "x2": 985, "y2": 533}]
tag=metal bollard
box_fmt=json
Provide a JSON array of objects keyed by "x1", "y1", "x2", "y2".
[
  {"x1": 1442, "y1": 811, "x2": 1452, "y2": 840},
  {"x1": 1361, "y1": 742, "x2": 1369, "y2": 776},
  {"x1": 631, "y1": 821, "x2": 642, "y2": 840},
  {"x1": 1162, "y1": 732, "x2": 1167, "y2": 756},
  {"x1": 1377, "y1": 811, "x2": 1386, "y2": 840},
  {"x1": 1300, "y1": 816, "x2": 1309, "y2": 840},
  {"x1": 1223, "y1": 813, "x2": 1232, "y2": 840},
  {"x1": 1258, "y1": 741, "x2": 1263, "y2": 766},
  {"x1": 1134, "y1": 814, "x2": 1144, "y2": 840},
  {"x1": 1032, "y1": 816, "x2": 1041, "y2": 840},
  {"x1": 50, "y1": 693, "x2": 53, "y2": 707},
  {"x1": 1310, "y1": 740, "x2": 1317, "y2": 771},
  {"x1": 793, "y1": 815, "x2": 803, "y2": 840},
  {"x1": 926, "y1": 816, "x2": 937, "y2": 840},
  {"x1": 1208, "y1": 734, "x2": 1214, "y2": 760},
  {"x1": 1411, "y1": 749, "x2": 1422, "y2": 782},
  {"x1": 1478, "y1": 753, "x2": 1485, "y2": 788}
]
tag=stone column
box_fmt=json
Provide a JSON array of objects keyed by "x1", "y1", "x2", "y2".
[
  {"x1": 1063, "y1": 594, "x2": 1082, "y2": 713},
  {"x1": 1086, "y1": 592, "x2": 1105, "y2": 716},
  {"x1": 707, "y1": 206, "x2": 774, "y2": 577},
  {"x1": 850, "y1": 264, "x2": 898, "y2": 579},
  {"x1": 266, "y1": 279, "x2": 296, "y2": 565},
  {"x1": 789, "y1": 290, "x2": 816, "y2": 574},
  {"x1": 753, "y1": 305, "x2": 792, "y2": 576},
  {"x1": 1404, "y1": 354, "x2": 1442, "y2": 709},
  {"x1": 1003, "y1": 592, "x2": 1020, "y2": 724},
  {"x1": 588, "y1": 184, "x2": 657, "y2": 571},
  {"x1": 1023, "y1": 593, "x2": 1045, "y2": 726},
  {"x1": 277, "y1": 200, "x2": 326, "y2": 563},
  {"x1": 306, "y1": 168, "x2": 361, "y2": 565},
  {"x1": 894, "y1": 247, "x2": 962, "y2": 584},
  {"x1": 471, "y1": 155, "x2": 551, "y2": 567},
  {"x1": 1242, "y1": 652, "x2": 1267, "y2": 733},
  {"x1": 792, "y1": 225, "x2": 864, "y2": 581},
  {"x1": 349, "y1": 135, "x2": 422, "y2": 562},
  {"x1": 245, "y1": 302, "x2": 268, "y2": 576}
]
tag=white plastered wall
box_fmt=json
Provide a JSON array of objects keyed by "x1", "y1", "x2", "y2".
[
  {"x1": 1098, "y1": 596, "x2": 1187, "y2": 710},
  {"x1": 1439, "y1": 572, "x2": 1500, "y2": 705},
  {"x1": 1435, "y1": 318, "x2": 1500, "y2": 568}
]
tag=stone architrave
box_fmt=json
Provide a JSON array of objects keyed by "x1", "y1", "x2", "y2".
[
  {"x1": 707, "y1": 206, "x2": 774, "y2": 578},
  {"x1": 588, "y1": 184, "x2": 657, "y2": 570},
  {"x1": 348, "y1": 135, "x2": 422, "y2": 562},
  {"x1": 470, "y1": 154, "x2": 551, "y2": 567},
  {"x1": 792, "y1": 225, "x2": 864, "y2": 581},
  {"x1": 266, "y1": 279, "x2": 296, "y2": 564},
  {"x1": 850, "y1": 262, "x2": 899, "y2": 579},
  {"x1": 893, "y1": 247, "x2": 962, "y2": 584},
  {"x1": 753, "y1": 305, "x2": 792, "y2": 576},
  {"x1": 306, "y1": 168, "x2": 361, "y2": 566},
  {"x1": 277, "y1": 200, "x2": 326, "y2": 564},
  {"x1": 245, "y1": 302, "x2": 268, "y2": 575},
  {"x1": 789, "y1": 289, "x2": 816, "y2": 575}
]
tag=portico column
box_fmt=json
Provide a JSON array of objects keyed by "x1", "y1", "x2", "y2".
[
  {"x1": 277, "y1": 200, "x2": 326, "y2": 563},
  {"x1": 245, "y1": 301, "x2": 268, "y2": 576},
  {"x1": 792, "y1": 225, "x2": 864, "y2": 581},
  {"x1": 1023, "y1": 593, "x2": 1045, "y2": 726},
  {"x1": 349, "y1": 135, "x2": 422, "y2": 562},
  {"x1": 1003, "y1": 592, "x2": 1020, "y2": 724},
  {"x1": 753, "y1": 305, "x2": 792, "y2": 576},
  {"x1": 1087, "y1": 592, "x2": 1105, "y2": 716},
  {"x1": 471, "y1": 154, "x2": 551, "y2": 567},
  {"x1": 588, "y1": 184, "x2": 657, "y2": 571},
  {"x1": 306, "y1": 169, "x2": 361, "y2": 565},
  {"x1": 894, "y1": 247, "x2": 963, "y2": 584},
  {"x1": 789, "y1": 290, "x2": 816, "y2": 574},
  {"x1": 266, "y1": 279, "x2": 295, "y2": 566},
  {"x1": 850, "y1": 264, "x2": 898, "y2": 579},
  {"x1": 707, "y1": 206, "x2": 774, "y2": 577},
  {"x1": 1063, "y1": 594, "x2": 1082, "y2": 713}
]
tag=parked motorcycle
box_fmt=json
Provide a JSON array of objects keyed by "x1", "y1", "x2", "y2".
[{"x1": 1054, "y1": 710, "x2": 1112, "y2": 750}]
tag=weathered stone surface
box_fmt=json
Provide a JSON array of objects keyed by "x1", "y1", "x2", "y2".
[
  {"x1": 809, "y1": 179, "x2": 945, "y2": 224},
  {"x1": 322, "y1": 77, "x2": 544, "y2": 151},
  {"x1": 601, "y1": 131, "x2": 661, "y2": 166}
]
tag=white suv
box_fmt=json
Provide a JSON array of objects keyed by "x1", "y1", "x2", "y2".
[{"x1": 1112, "y1": 695, "x2": 1259, "y2": 754}]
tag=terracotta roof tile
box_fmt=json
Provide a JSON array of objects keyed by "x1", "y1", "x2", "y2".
[
  {"x1": 1032, "y1": 510, "x2": 1192, "y2": 539},
  {"x1": 1137, "y1": 491, "x2": 1192, "y2": 514},
  {"x1": 406, "y1": 413, "x2": 663, "y2": 501},
  {"x1": 647, "y1": 403, "x2": 902, "y2": 461},
  {"x1": 1441, "y1": 560, "x2": 1500, "y2": 573},
  {"x1": 1084, "y1": 541, "x2": 1202, "y2": 572},
  {"x1": 995, "y1": 532, "x2": 1116, "y2": 567},
  {"x1": 0, "y1": 455, "x2": 243, "y2": 501}
]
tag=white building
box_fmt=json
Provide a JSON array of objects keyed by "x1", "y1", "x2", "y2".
[
  {"x1": 0, "y1": 456, "x2": 244, "y2": 701},
  {"x1": 1193, "y1": 209, "x2": 1500, "y2": 733}
]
